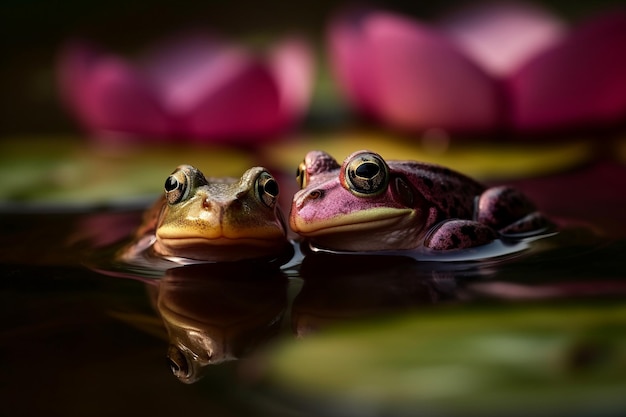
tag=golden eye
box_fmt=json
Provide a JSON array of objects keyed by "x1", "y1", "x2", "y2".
[
  {"x1": 164, "y1": 169, "x2": 190, "y2": 205},
  {"x1": 167, "y1": 345, "x2": 192, "y2": 381},
  {"x1": 295, "y1": 161, "x2": 308, "y2": 189},
  {"x1": 343, "y1": 152, "x2": 389, "y2": 196},
  {"x1": 164, "y1": 165, "x2": 207, "y2": 205},
  {"x1": 256, "y1": 171, "x2": 279, "y2": 208}
]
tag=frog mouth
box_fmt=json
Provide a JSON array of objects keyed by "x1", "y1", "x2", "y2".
[
  {"x1": 160, "y1": 236, "x2": 281, "y2": 245},
  {"x1": 157, "y1": 224, "x2": 286, "y2": 245},
  {"x1": 154, "y1": 235, "x2": 289, "y2": 262},
  {"x1": 291, "y1": 207, "x2": 414, "y2": 236},
  {"x1": 155, "y1": 226, "x2": 288, "y2": 257}
]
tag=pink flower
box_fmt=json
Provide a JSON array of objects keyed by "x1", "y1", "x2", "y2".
[
  {"x1": 508, "y1": 9, "x2": 626, "y2": 132},
  {"x1": 328, "y1": 4, "x2": 626, "y2": 136},
  {"x1": 57, "y1": 33, "x2": 314, "y2": 144}
]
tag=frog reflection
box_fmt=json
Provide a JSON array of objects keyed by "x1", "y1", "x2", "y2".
[
  {"x1": 154, "y1": 263, "x2": 288, "y2": 383},
  {"x1": 292, "y1": 253, "x2": 483, "y2": 336}
]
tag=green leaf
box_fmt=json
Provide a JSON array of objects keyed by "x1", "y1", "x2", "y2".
[
  {"x1": 263, "y1": 302, "x2": 626, "y2": 416},
  {"x1": 0, "y1": 137, "x2": 255, "y2": 206}
]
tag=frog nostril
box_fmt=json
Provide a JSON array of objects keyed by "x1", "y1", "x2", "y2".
[
  {"x1": 202, "y1": 197, "x2": 211, "y2": 210},
  {"x1": 295, "y1": 189, "x2": 324, "y2": 209}
]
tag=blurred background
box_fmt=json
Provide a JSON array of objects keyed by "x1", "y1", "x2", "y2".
[
  {"x1": 1, "y1": 0, "x2": 623, "y2": 138},
  {"x1": 1, "y1": 2, "x2": 626, "y2": 416}
]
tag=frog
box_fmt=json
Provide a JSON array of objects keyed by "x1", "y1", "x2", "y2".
[
  {"x1": 289, "y1": 150, "x2": 549, "y2": 252},
  {"x1": 121, "y1": 164, "x2": 291, "y2": 264}
]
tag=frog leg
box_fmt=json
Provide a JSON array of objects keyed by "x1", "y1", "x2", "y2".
[
  {"x1": 424, "y1": 219, "x2": 497, "y2": 250},
  {"x1": 475, "y1": 186, "x2": 543, "y2": 231},
  {"x1": 499, "y1": 212, "x2": 553, "y2": 235}
]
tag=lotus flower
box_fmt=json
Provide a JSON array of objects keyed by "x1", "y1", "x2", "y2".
[
  {"x1": 57, "y1": 33, "x2": 314, "y2": 144},
  {"x1": 328, "y1": 4, "x2": 626, "y2": 135}
]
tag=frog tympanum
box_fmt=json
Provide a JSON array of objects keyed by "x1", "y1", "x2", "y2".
[
  {"x1": 290, "y1": 150, "x2": 549, "y2": 252},
  {"x1": 123, "y1": 165, "x2": 290, "y2": 263}
]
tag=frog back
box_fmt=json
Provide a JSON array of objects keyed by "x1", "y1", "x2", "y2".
[{"x1": 389, "y1": 161, "x2": 485, "y2": 220}]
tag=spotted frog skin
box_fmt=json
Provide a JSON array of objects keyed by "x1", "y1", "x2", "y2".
[
  {"x1": 125, "y1": 165, "x2": 290, "y2": 263},
  {"x1": 289, "y1": 150, "x2": 549, "y2": 251}
]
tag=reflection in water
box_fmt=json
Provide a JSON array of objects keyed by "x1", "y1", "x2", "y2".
[
  {"x1": 94, "y1": 260, "x2": 289, "y2": 384},
  {"x1": 463, "y1": 229, "x2": 626, "y2": 301},
  {"x1": 303, "y1": 230, "x2": 558, "y2": 262},
  {"x1": 152, "y1": 263, "x2": 288, "y2": 383},
  {"x1": 101, "y1": 246, "x2": 509, "y2": 382},
  {"x1": 292, "y1": 252, "x2": 486, "y2": 336},
  {"x1": 90, "y1": 226, "x2": 565, "y2": 384},
  {"x1": 78, "y1": 208, "x2": 625, "y2": 387}
]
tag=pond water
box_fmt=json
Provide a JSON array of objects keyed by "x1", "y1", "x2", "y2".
[{"x1": 1, "y1": 160, "x2": 625, "y2": 417}]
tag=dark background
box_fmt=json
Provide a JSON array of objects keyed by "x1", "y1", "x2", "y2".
[{"x1": 1, "y1": 0, "x2": 623, "y2": 137}]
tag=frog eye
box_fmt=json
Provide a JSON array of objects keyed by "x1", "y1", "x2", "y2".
[
  {"x1": 164, "y1": 168, "x2": 191, "y2": 204},
  {"x1": 167, "y1": 345, "x2": 191, "y2": 381},
  {"x1": 343, "y1": 152, "x2": 389, "y2": 196},
  {"x1": 256, "y1": 171, "x2": 280, "y2": 208},
  {"x1": 295, "y1": 161, "x2": 308, "y2": 189}
]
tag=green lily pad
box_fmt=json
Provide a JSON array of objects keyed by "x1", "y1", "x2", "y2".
[
  {"x1": 263, "y1": 302, "x2": 626, "y2": 416},
  {"x1": 0, "y1": 137, "x2": 255, "y2": 207},
  {"x1": 262, "y1": 131, "x2": 594, "y2": 181},
  {"x1": 0, "y1": 133, "x2": 597, "y2": 207}
]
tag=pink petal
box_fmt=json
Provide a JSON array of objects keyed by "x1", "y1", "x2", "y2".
[
  {"x1": 266, "y1": 38, "x2": 315, "y2": 126},
  {"x1": 183, "y1": 57, "x2": 284, "y2": 142},
  {"x1": 139, "y1": 33, "x2": 245, "y2": 115},
  {"x1": 510, "y1": 9, "x2": 626, "y2": 131},
  {"x1": 362, "y1": 12, "x2": 503, "y2": 132},
  {"x1": 57, "y1": 41, "x2": 103, "y2": 127},
  {"x1": 327, "y1": 10, "x2": 378, "y2": 115},
  {"x1": 58, "y1": 34, "x2": 314, "y2": 144},
  {"x1": 58, "y1": 42, "x2": 174, "y2": 139},
  {"x1": 139, "y1": 32, "x2": 226, "y2": 84},
  {"x1": 441, "y1": 3, "x2": 567, "y2": 77}
]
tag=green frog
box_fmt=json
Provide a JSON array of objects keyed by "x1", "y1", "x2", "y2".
[
  {"x1": 122, "y1": 164, "x2": 290, "y2": 263},
  {"x1": 290, "y1": 150, "x2": 549, "y2": 251}
]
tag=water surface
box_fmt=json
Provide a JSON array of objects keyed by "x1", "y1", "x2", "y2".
[{"x1": 1, "y1": 160, "x2": 625, "y2": 417}]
